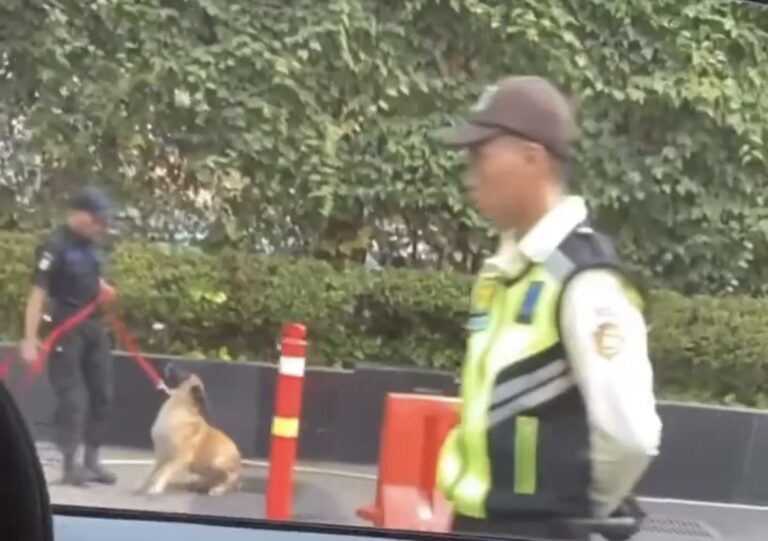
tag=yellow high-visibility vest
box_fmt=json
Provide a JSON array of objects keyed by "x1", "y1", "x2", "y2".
[{"x1": 437, "y1": 227, "x2": 641, "y2": 519}]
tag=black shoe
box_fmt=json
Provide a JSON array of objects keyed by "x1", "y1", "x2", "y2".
[
  {"x1": 83, "y1": 446, "x2": 117, "y2": 485},
  {"x1": 61, "y1": 463, "x2": 90, "y2": 486},
  {"x1": 84, "y1": 463, "x2": 117, "y2": 485}
]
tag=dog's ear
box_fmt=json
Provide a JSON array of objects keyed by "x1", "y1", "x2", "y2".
[
  {"x1": 164, "y1": 362, "x2": 191, "y2": 389},
  {"x1": 164, "y1": 362, "x2": 179, "y2": 387},
  {"x1": 190, "y1": 382, "x2": 208, "y2": 416}
]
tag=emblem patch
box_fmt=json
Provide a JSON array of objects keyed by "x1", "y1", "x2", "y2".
[
  {"x1": 471, "y1": 279, "x2": 495, "y2": 313},
  {"x1": 467, "y1": 279, "x2": 496, "y2": 331},
  {"x1": 37, "y1": 251, "x2": 53, "y2": 271},
  {"x1": 594, "y1": 322, "x2": 624, "y2": 359}
]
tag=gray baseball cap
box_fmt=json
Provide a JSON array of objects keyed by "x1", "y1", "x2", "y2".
[{"x1": 433, "y1": 75, "x2": 578, "y2": 159}]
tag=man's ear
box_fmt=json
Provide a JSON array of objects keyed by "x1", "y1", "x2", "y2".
[{"x1": 190, "y1": 384, "x2": 208, "y2": 416}]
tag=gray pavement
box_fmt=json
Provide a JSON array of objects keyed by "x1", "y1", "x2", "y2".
[
  {"x1": 38, "y1": 443, "x2": 768, "y2": 540},
  {"x1": 39, "y1": 443, "x2": 370, "y2": 525}
]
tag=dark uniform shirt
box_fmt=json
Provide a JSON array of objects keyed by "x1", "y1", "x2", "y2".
[{"x1": 32, "y1": 226, "x2": 103, "y2": 323}]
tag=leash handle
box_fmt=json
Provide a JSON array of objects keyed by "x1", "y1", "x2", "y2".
[
  {"x1": 0, "y1": 301, "x2": 98, "y2": 391},
  {"x1": 26, "y1": 302, "x2": 98, "y2": 384},
  {"x1": 26, "y1": 280, "x2": 113, "y2": 380}
]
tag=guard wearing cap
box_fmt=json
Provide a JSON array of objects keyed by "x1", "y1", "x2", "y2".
[
  {"x1": 433, "y1": 76, "x2": 662, "y2": 539},
  {"x1": 20, "y1": 186, "x2": 117, "y2": 486}
]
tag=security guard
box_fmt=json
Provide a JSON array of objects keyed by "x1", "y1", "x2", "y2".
[
  {"x1": 20, "y1": 186, "x2": 117, "y2": 486},
  {"x1": 433, "y1": 76, "x2": 662, "y2": 539}
]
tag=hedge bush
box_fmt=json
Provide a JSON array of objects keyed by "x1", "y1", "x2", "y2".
[{"x1": 1, "y1": 231, "x2": 767, "y2": 407}]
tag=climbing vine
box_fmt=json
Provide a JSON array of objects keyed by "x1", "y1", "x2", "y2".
[{"x1": 3, "y1": 0, "x2": 768, "y2": 293}]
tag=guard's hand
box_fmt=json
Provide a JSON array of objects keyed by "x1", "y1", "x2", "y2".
[
  {"x1": 611, "y1": 495, "x2": 645, "y2": 520},
  {"x1": 601, "y1": 496, "x2": 645, "y2": 541},
  {"x1": 19, "y1": 339, "x2": 38, "y2": 365},
  {"x1": 98, "y1": 279, "x2": 118, "y2": 305}
]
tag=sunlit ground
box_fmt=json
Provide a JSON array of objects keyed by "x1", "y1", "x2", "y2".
[{"x1": 38, "y1": 443, "x2": 371, "y2": 524}]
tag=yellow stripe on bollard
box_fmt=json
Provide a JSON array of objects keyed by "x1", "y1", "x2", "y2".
[{"x1": 272, "y1": 416, "x2": 300, "y2": 438}]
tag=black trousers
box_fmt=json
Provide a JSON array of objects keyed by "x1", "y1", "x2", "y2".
[
  {"x1": 47, "y1": 318, "x2": 113, "y2": 455},
  {"x1": 452, "y1": 514, "x2": 589, "y2": 541}
]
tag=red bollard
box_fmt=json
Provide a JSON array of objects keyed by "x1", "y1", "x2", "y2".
[
  {"x1": 266, "y1": 323, "x2": 307, "y2": 520},
  {"x1": 357, "y1": 393, "x2": 460, "y2": 531}
]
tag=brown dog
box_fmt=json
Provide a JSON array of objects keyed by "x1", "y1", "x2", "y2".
[{"x1": 137, "y1": 369, "x2": 242, "y2": 496}]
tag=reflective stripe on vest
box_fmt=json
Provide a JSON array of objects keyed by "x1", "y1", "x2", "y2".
[{"x1": 437, "y1": 253, "x2": 640, "y2": 519}]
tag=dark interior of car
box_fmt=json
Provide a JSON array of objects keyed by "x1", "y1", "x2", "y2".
[{"x1": 0, "y1": 380, "x2": 54, "y2": 541}]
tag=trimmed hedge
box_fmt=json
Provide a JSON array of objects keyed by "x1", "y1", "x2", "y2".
[{"x1": 0, "y1": 231, "x2": 766, "y2": 407}]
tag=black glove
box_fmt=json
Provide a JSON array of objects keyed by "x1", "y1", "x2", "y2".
[{"x1": 611, "y1": 495, "x2": 645, "y2": 520}]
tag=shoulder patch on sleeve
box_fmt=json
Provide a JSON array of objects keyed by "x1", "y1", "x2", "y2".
[
  {"x1": 594, "y1": 321, "x2": 624, "y2": 359},
  {"x1": 37, "y1": 251, "x2": 54, "y2": 271}
]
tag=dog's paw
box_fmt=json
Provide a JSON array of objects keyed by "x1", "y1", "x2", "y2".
[
  {"x1": 207, "y1": 485, "x2": 228, "y2": 496},
  {"x1": 145, "y1": 485, "x2": 165, "y2": 496}
]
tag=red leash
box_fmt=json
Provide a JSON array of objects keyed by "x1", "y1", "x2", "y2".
[
  {"x1": 0, "y1": 301, "x2": 97, "y2": 388},
  {"x1": 107, "y1": 314, "x2": 165, "y2": 390},
  {"x1": 0, "y1": 293, "x2": 166, "y2": 393},
  {"x1": 28, "y1": 303, "x2": 98, "y2": 382}
]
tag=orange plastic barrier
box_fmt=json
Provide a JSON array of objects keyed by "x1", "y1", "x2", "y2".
[{"x1": 357, "y1": 393, "x2": 460, "y2": 532}]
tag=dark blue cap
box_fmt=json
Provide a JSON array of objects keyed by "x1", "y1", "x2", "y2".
[{"x1": 69, "y1": 185, "x2": 111, "y2": 223}]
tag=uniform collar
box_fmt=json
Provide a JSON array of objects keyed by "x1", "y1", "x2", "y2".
[
  {"x1": 63, "y1": 224, "x2": 93, "y2": 247},
  {"x1": 485, "y1": 196, "x2": 588, "y2": 274}
]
